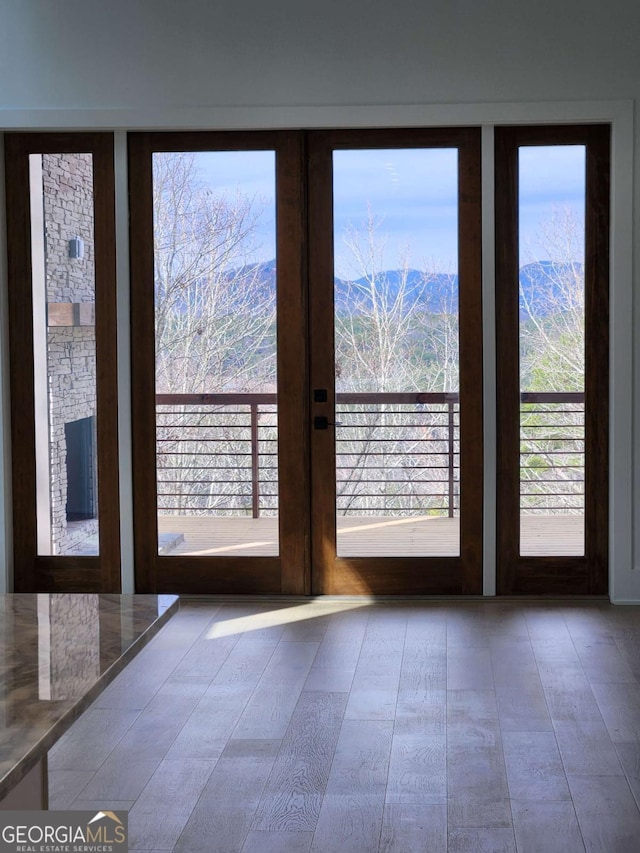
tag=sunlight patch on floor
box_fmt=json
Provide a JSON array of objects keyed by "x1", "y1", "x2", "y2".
[{"x1": 205, "y1": 599, "x2": 373, "y2": 639}]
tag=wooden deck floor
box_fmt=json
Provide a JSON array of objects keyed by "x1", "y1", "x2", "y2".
[{"x1": 157, "y1": 514, "x2": 584, "y2": 557}]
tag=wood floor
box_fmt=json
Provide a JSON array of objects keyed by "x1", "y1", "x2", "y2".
[
  {"x1": 157, "y1": 514, "x2": 585, "y2": 557},
  {"x1": 48, "y1": 599, "x2": 640, "y2": 852}
]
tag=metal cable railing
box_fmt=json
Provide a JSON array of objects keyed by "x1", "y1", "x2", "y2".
[
  {"x1": 334, "y1": 393, "x2": 459, "y2": 516},
  {"x1": 520, "y1": 391, "x2": 585, "y2": 513},
  {"x1": 155, "y1": 391, "x2": 585, "y2": 517}
]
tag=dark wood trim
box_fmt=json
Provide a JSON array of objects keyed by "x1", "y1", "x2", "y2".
[
  {"x1": 584, "y1": 126, "x2": 610, "y2": 594},
  {"x1": 34, "y1": 558, "x2": 103, "y2": 593},
  {"x1": 495, "y1": 124, "x2": 610, "y2": 596},
  {"x1": 128, "y1": 131, "x2": 309, "y2": 594},
  {"x1": 92, "y1": 134, "x2": 121, "y2": 591},
  {"x1": 155, "y1": 556, "x2": 281, "y2": 595},
  {"x1": 308, "y1": 128, "x2": 483, "y2": 595},
  {"x1": 307, "y1": 127, "x2": 485, "y2": 151},
  {"x1": 4, "y1": 135, "x2": 37, "y2": 591},
  {"x1": 127, "y1": 130, "x2": 291, "y2": 154},
  {"x1": 276, "y1": 131, "x2": 311, "y2": 594},
  {"x1": 330, "y1": 557, "x2": 466, "y2": 596},
  {"x1": 499, "y1": 556, "x2": 589, "y2": 596},
  {"x1": 4, "y1": 133, "x2": 121, "y2": 592},
  {"x1": 128, "y1": 133, "x2": 158, "y2": 592},
  {"x1": 457, "y1": 128, "x2": 484, "y2": 594},
  {"x1": 495, "y1": 127, "x2": 521, "y2": 594},
  {"x1": 307, "y1": 132, "x2": 338, "y2": 595}
]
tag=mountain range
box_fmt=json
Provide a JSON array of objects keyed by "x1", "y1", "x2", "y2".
[
  {"x1": 163, "y1": 259, "x2": 580, "y2": 318},
  {"x1": 235, "y1": 259, "x2": 580, "y2": 316}
]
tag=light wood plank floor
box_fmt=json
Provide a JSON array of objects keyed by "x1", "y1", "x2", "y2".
[
  {"x1": 49, "y1": 599, "x2": 640, "y2": 852},
  {"x1": 157, "y1": 514, "x2": 585, "y2": 557}
]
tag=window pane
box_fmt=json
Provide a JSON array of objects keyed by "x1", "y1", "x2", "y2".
[
  {"x1": 333, "y1": 149, "x2": 460, "y2": 557},
  {"x1": 31, "y1": 153, "x2": 99, "y2": 556},
  {"x1": 518, "y1": 145, "x2": 586, "y2": 556},
  {"x1": 153, "y1": 151, "x2": 278, "y2": 556}
]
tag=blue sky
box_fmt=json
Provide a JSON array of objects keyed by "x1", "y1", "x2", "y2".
[
  {"x1": 518, "y1": 145, "x2": 585, "y2": 264},
  {"x1": 333, "y1": 149, "x2": 458, "y2": 279},
  {"x1": 182, "y1": 145, "x2": 586, "y2": 276}
]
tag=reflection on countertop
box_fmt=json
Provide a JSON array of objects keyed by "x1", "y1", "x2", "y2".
[{"x1": 0, "y1": 593, "x2": 179, "y2": 798}]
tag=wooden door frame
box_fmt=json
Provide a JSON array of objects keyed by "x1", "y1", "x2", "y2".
[
  {"x1": 307, "y1": 128, "x2": 484, "y2": 595},
  {"x1": 4, "y1": 132, "x2": 120, "y2": 592},
  {"x1": 128, "y1": 131, "x2": 309, "y2": 594},
  {"x1": 495, "y1": 124, "x2": 610, "y2": 595}
]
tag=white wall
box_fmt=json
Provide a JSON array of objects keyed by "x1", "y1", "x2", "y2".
[
  {"x1": 0, "y1": 0, "x2": 637, "y2": 600},
  {"x1": 1, "y1": 0, "x2": 639, "y2": 110}
]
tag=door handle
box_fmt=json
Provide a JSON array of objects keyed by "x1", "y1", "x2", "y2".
[{"x1": 314, "y1": 416, "x2": 343, "y2": 430}]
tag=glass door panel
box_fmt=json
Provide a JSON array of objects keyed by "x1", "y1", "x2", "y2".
[
  {"x1": 29, "y1": 153, "x2": 100, "y2": 556},
  {"x1": 495, "y1": 124, "x2": 609, "y2": 596},
  {"x1": 309, "y1": 128, "x2": 482, "y2": 596},
  {"x1": 332, "y1": 149, "x2": 460, "y2": 557},
  {"x1": 518, "y1": 146, "x2": 586, "y2": 557},
  {"x1": 152, "y1": 151, "x2": 279, "y2": 557}
]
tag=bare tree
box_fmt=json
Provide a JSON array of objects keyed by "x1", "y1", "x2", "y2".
[
  {"x1": 153, "y1": 153, "x2": 277, "y2": 515},
  {"x1": 518, "y1": 207, "x2": 585, "y2": 514},
  {"x1": 153, "y1": 152, "x2": 276, "y2": 395},
  {"x1": 519, "y1": 206, "x2": 584, "y2": 393},
  {"x1": 335, "y1": 213, "x2": 458, "y2": 394},
  {"x1": 334, "y1": 214, "x2": 459, "y2": 516}
]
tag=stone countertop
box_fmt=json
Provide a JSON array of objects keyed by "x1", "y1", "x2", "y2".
[{"x1": 0, "y1": 593, "x2": 179, "y2": 799}]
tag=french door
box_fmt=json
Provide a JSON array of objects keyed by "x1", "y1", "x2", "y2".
[
  {"x1": 129, "y1": 132, "x2": 309, "y2": 594},
  {"x1": 129, "y1": 128, "x2": 483, "y2": 594},
  {"x1": 307, "y1": 129, "x2": 483, "y2": 594},
  {"x1": 495, "y1": 125, "x2": 610, "y2": 595},
  {"x1": 2, "y1": 126, "x2": 610, "y2": 595}
]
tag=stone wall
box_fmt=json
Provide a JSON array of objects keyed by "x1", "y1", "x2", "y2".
[{"x1": 42, "y1": 153, "x2": 98, "y2": 555}]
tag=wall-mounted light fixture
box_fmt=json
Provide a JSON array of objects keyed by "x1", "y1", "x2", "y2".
[{"x1": 68, "y1": 236, "x2": 84, "y2": 259}]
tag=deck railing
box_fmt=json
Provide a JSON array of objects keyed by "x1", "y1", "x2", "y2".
[
  {"x1": 519, "y1": 391, "x2": 585, "y2": 513},
  {"x1": 155, "y1": 391, "x2": 584, "y2": 517},
  {"x1": 333, "y1": 393, "x2": 459, "y2": 516}
]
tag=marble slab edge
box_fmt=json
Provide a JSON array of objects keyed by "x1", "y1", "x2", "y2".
[{"x1": 0, "y1": 594, "x2": 180, "y2": 800}]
